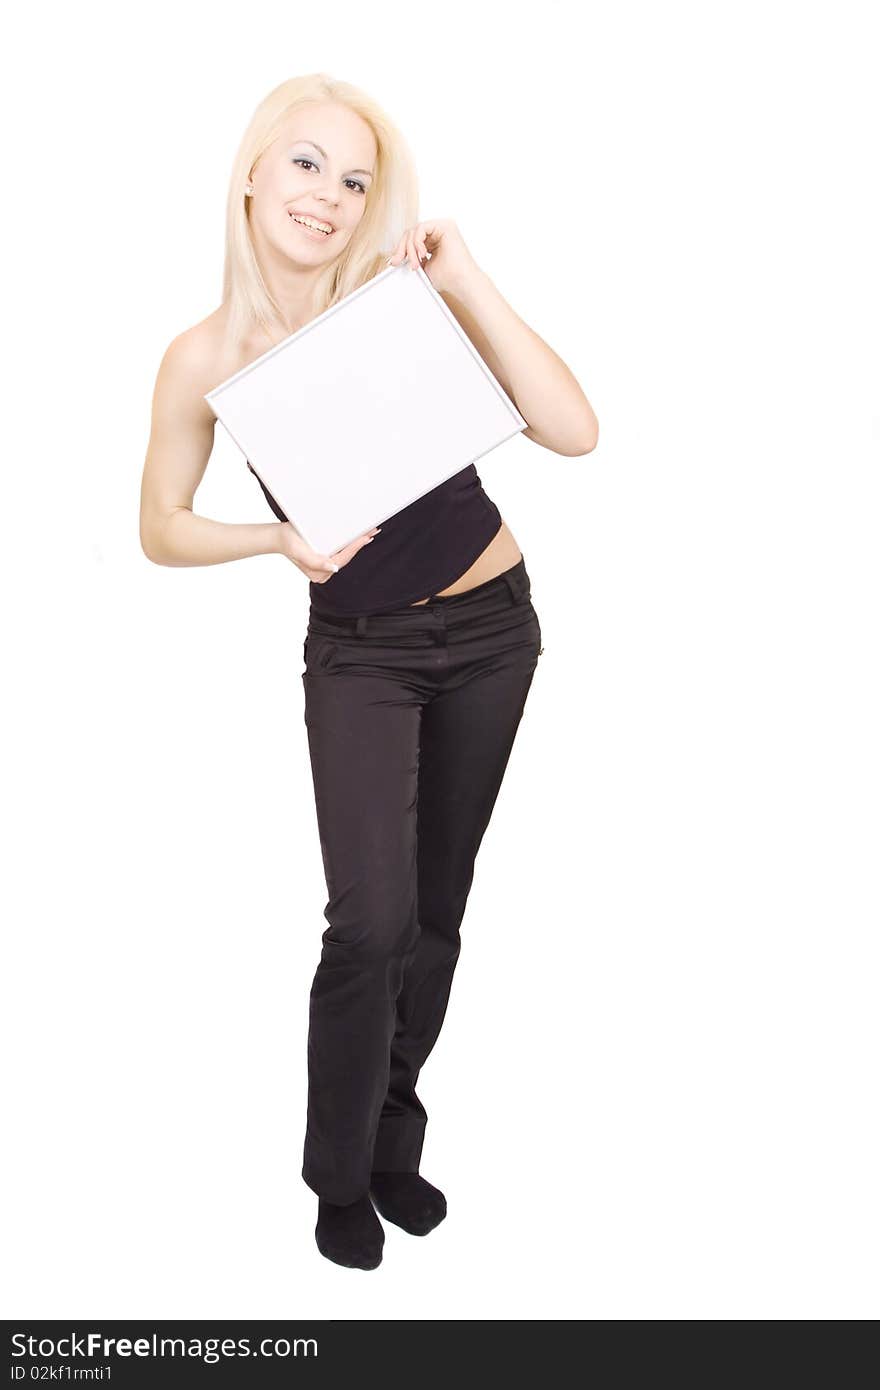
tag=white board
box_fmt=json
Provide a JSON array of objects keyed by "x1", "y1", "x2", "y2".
[{"x1": 204, "y1": 263, "x2": 528, "y2": 556}]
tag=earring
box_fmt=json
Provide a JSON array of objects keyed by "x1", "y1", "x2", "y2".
[{"x1": 245, "y1": 182, "x2": 254, "y2": 196}]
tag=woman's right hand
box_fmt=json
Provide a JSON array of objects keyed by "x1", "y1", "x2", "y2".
[{"x1": 277, "y1": 522, "x2": 381, "y2": 583}]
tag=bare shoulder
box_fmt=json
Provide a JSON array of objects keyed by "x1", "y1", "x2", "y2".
[{"x1": 156, "y1": 309, "x2": 227, "y2": 419}]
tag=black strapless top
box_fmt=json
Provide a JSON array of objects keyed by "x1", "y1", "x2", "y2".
[{"x1": 247, "y1": 460, "x2": 503, "y2": 616}]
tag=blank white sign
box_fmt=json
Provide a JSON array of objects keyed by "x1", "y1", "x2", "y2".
[{"x1": 204, "y1": 263, "x2": 528, "y2": 555}]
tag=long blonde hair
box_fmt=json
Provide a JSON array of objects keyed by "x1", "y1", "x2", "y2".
[{"x1": 219, "y1": 73, "x2": 419, "y2": 373}]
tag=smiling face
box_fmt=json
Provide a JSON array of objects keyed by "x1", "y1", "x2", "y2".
[{"x1": 248, "y1": 100, "x2": 378, "y2": 266}]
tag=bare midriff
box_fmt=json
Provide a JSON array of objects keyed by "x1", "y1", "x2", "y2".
[{"x1": 408, "y1": 520, "x2": 523, "y2": 605}]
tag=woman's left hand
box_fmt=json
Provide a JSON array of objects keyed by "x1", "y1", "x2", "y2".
[{"x1": 387, "y1": 219, "x2": 481, "y2": 295}]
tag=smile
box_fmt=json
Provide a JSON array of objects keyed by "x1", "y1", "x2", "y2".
[{"x1": 289, "y1": 212, "x2": 334, "y2": 236}]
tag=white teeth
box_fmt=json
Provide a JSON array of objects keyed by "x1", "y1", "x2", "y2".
[{"x1": 290, "y1": 213, "x2": 332, "y2": 234}]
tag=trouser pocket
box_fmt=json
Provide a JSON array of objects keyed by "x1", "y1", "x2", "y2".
[{"x1": 303, "y1": 633, "x2": 338, "y2": 673}]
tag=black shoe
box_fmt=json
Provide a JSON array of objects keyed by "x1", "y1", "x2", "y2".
[
  {"x1": 368, "y1": 1171, "x2": 447, "y2": 1236},
  {"x1": 315, "y1": 1193, "x2": 384, "y2": 1269}
]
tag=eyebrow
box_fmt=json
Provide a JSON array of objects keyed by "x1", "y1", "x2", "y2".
[{"x1": 291, "y1": 139, "x2": 374, "y2": 179}]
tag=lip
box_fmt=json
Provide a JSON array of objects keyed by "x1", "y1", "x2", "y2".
[{"x1": 288, "y1": 210, "x2": 335, "y2": 234}]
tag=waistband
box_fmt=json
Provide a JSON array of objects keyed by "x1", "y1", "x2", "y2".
[{"x1": 307, "y1": 557, "x2": 532, "y2": 639}]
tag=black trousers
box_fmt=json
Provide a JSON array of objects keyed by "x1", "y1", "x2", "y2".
[{"x1": 300, "y1": 557, "x2": 543, "y2": 1204}]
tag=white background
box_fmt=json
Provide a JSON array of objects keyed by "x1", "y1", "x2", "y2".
[{"x1": 3, "y1": 0, "x2": 877, "y2": 1321}]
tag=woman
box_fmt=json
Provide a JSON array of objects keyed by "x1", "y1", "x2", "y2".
[{"x1": 140, "y1": 73, "x2": 598, "y2": 1271}]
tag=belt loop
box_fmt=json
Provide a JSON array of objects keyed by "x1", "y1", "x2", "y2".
[
  {"x1": 502, "y1": 570, "x2": 528, "y2": 604},
  {"x1": 356, "y1": 615, "x2": 368, "y2": 637}
]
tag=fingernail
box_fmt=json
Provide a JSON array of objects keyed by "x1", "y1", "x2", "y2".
[{"x1": 328, "y1": 563, "x2": 339, "y2": 572}]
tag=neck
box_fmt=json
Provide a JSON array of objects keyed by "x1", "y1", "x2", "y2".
[{"x1": 250, "y1": 227, "x2": 326, "y2": 337}]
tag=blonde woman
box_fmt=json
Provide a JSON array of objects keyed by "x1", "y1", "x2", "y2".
[{"x1": 140, "y1": 73, "x2": 598, "y2": 1270}]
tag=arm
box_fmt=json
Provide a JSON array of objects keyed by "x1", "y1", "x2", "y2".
[
  {"x1": 139, "y1": 332, "x2": 379, "y2": 576},
  {"x1": 139, "y1": 332, "x2": 283, "y2": 567},
  {"x1": 440, "y1": 269, "x2": 599, "y2": 458}
]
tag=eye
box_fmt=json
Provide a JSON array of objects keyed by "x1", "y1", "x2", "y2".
[{"x1": 292, "y1": 157, "x2": 367, "y2": 196}]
